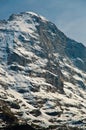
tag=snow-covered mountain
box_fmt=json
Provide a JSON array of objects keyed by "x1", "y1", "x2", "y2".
[{"x1": 0, "y1": 12, "x2": 86, "y2": 130}]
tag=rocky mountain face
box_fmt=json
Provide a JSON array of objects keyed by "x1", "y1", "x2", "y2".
[{"x1": 0, "y1": 12, "x2": 86, "y2": 130}]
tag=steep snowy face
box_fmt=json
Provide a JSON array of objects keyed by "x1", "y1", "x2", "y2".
[{"x1": 0, "y1": 12, "x2": 86, "y2": 129}]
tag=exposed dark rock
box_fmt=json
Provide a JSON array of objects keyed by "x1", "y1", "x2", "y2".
[
  {"x1": 65, "y1": 38, "x2": 86, "y2": 71},
  {"x1": 0, "y1": 100, "x2": 18, "y2": 124},
  {"x1": 29, "y1": 109, "x2": 41, "y2": 117},
  {"x1": 7, "y1": 101, "x2": 20, "y2": 109},
  {"x1": 7, "y1": 51, "x2": 29, "y2": 66},
  {"x1": 45, "y1": 111, "x2": 61, "y2": 116},
  {"x1": 3, "y1": 124, "x2": 36, "y2": 130},
  {"x1": 45, "y1": 71, "x2": 64, "y2": 93}
]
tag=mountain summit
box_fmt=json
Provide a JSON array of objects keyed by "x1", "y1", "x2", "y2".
[{"x1": 0, "y1": 12, "x2": 86, "y2": 130}]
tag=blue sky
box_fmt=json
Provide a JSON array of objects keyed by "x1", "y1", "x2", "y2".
[{"x1": 0, "y1": 0, "x2": 86, "y2": 46}]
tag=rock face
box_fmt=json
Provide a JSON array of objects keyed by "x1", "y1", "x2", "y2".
[{"x1": 0, "y1": 12, "x2": 86, "y2": 129}]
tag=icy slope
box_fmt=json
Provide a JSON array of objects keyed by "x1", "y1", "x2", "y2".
[{"x1": 0, "y1": 12, "x2": 86, "y2": 129}]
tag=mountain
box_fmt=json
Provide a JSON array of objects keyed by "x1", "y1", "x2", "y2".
[{"x1": 0, "y1": 12, "x2": 86, "y2": 130}]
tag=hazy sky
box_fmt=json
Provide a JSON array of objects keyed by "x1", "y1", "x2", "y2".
[{"x1": 0, "y1": 0, "x2": 86, "y2": 46}]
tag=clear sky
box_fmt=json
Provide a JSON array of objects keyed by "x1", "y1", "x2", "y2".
[{"x1": 0, "y1": 0, "x2": 86, "y2": 46}]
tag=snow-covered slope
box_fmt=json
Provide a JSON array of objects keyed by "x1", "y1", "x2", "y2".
[{"x1": 0, "y1": 12, "x2": 86, "y2": 130}]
